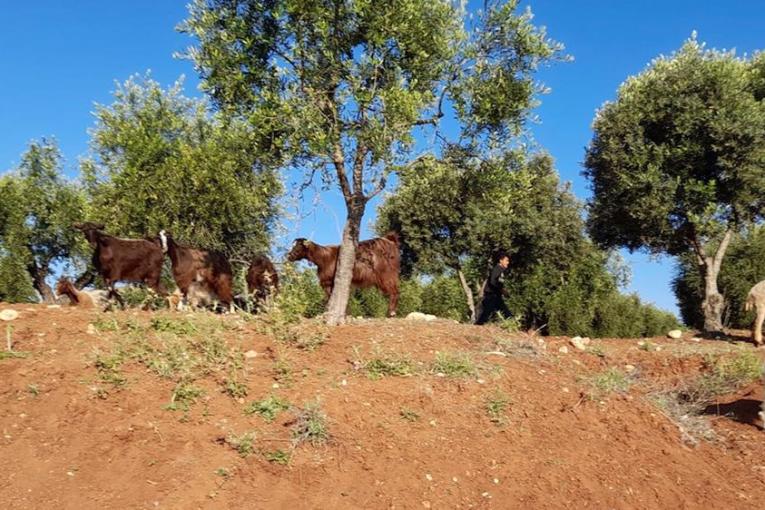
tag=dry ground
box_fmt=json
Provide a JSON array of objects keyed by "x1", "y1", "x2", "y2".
[{"x1": 1, "y1": 303, "x2": 764, "y2": 509}]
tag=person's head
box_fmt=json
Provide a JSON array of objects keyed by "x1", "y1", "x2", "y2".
[{"x1": 497, "y1": 252, "x2": 510, "y2": 268}]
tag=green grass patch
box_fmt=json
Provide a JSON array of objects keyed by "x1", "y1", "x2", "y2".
[
  {"x1": 431, "y1": 351, "x2": 477, "y2": 378},
  {"x1": 0, "y1": 350, "x2": 29, "y2": 361},
  {"x1": 165, "y1": 380, "x2": 204, "y2": 412},
  {"x1": 364, "y1": 352, "x2": 417, "y2": 380},
  {"x1": 485, "y1": 390, "x2": 511, "y2": 425},
  {"x1": 226, "y1": 431, "x2": 257, "y2": 457},
  {"x1": 264, "y1": 449, "x2": 291, "y2": 465},
  {"x1": 244, "y1": 395, "x2": 291, "y2": 423},
  {"x1": 585, "y1": 368, "x2": 631, "y2": 399}
]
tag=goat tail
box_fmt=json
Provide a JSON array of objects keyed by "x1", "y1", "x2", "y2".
[
  {"x1": 745, "y1": 292, "x2": 756, "y2": 312},
  {"x1": 384, "y1": 231, "x2": 400, "y2": 245}
]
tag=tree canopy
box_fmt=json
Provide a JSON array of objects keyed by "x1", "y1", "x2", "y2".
[
  {"x1": 82, "y1": 75, "x2": 281, "y2": 260},
  {"x1": 584, "y1": 36, "x2": 765, "y2": 332},
  {"x1": 180, "y1": 0, "x2": 565, "y2": 323},
  {"x1": 0, "y1": 140, "x2": 87, "y2": 302}
]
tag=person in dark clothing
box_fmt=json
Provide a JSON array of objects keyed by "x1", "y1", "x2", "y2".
[{"x1": 475, "y1": 252, "x2": 512, "y2": 325}]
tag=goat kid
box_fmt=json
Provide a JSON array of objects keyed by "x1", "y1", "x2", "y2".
[{"x1": 55, "y1": 278, "x2": 110, "y2": 310}]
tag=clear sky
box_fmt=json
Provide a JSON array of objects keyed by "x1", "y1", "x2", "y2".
[{"x1": 1, "y1": 1, "x2": 763, "y2": 316}]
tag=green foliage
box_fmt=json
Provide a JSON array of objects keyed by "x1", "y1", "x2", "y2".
[
  {"x1": 0, "y1": 139, "x2": 88, "y2": 302},
  {"x1": 420, "y1": 276, "x2": 470, "y2": 321},
  {"x1": 244, "y1": 395, "x2": 291, "y2": 423},
  {"x1": 585, "y1": 37, "x2": 765, "y2": 255},
  {"x1": 431, "y1": 351, "x2": 476, "y2": 378},
  {"x1": 292, "y1": 401, "x2": 330, "y2": 447},
  {"x1": 181, "y1": 0, "x2": 564, "y2": 320},
  {"x1": 264, "y1": 449, "x2": 291, "y2": 465},
  {"x1": 485, "y1": 390, "x2": 511, "y2": 425},
  {"x1": 585, "y1": 36, "x2": 765, "y2": 330},
  {"x1": 585, "y1": 368, "x2": 631, "y2": 400},
  {"x1": 688, "y1": 351, "x2": 763, "y2": 402},
  {"x1": 363, "y1": 351, "x2": 417, "y2": 380},
  {"x1": 226, "y1": 431, "x2": 257, "y2": 457},
  {"x1": 83, "y1": 75, "x2": 281, "y2": 261},
  {"x1": 674, "y1": 227, "x2": 765, "y2": 329}
]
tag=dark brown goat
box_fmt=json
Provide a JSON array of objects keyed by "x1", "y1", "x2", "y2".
[
  {"x1": 159, "y1": 230, "x2": 234, "y2": 311},
  {"x1": 73, "y1": 222, "x2": 166, "y2": 304},
  {"x1": 286, "y1": 233, "x2": 400, "y2": 316},
  {"x1": 246, "y1": 255, "x2": 279, "y2": 302}
]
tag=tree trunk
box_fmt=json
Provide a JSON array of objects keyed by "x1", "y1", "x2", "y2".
[
  {"x1": 697, "y1": 229, "x2": 733, "y2": 334},
  {"x1": 325, "y1": 205, "x2": 363, "y2": 326},
  {"x1": 28, "y1": 262, "x2": 55, "y2": 303},
  {"x1": 457, "y1": 269, "x2": 476, "y2": 322}
]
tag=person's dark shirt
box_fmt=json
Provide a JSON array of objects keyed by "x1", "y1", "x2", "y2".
[{"x1": 485, "y1": 264, "x2": 506, "y2": 296}]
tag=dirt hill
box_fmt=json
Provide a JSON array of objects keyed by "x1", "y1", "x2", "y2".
[{"x1": 1, "y1": 304, "x2": 764, "y2": 509}]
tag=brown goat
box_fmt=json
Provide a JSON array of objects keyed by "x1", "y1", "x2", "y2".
[
  {"x1": 246, "y1": 255, "x2": 279, "y2": 302},
  {"x1": 73, "y1": 222, "x2": 166, "y2": 304},
  {"x1": 286, "y1": 233, "x2": 400, "y2": 316},
  {"x1": 55, "y1": 277, "x2": 110, "y2": 310},
  {"x1": 160, "y1": 230, "x2": 234, "y2": 311}
]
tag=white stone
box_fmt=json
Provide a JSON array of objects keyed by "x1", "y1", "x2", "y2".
[
  {"x1": 667, "y1": 329, "x2": 682, "y2": 339},
  {"x1": 244, "y1": 350, "x2": 258, "y2": 359},
  {"x1": 0, "y1": 309, "x2": 19, "y2": 321},
  {"x1": 406, "y1": 312, "x2": 437, "y2": 322},
  {"x1": 570, "y1": 336, "x2": 588, "y2": 351},
  {"x1": 624, "y1": 364, "x2": 636, "y2": 373},
  {"x1": 558, "y1": 346, "x2": 569, "y2": 354},
  {"x1": 86, "y1": 324, "x2": 97, "y2": 335}
]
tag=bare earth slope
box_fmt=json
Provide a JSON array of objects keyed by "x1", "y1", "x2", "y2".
[{"x1": 1, "y1": 304, "x2": 764, "y2": 509}]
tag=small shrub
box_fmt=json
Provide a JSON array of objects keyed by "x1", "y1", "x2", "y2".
[
  {"x1": 264, "y1": 449, "x2": 291, "y2": 465},
  {"x1": 244, "y1": 395, "x2": 291, "y2": 423},
  {"x1": 292, "y1": 401, "x2": 330, "y2": 446},
  {"x1": 93, "y1": 351, "x2": 128, "y2": 389},
  {"x1": 399, "y1": 408, "x2": 420, "y2": 422},
  {"x1": 431, "y1": 351, "x2": 476, "y2": 378},
  {"x1": 226, "y1": 431, "x2": 257, "y2": 457},
  {"x1": 273, "y1": 356, "x2": 293, "y2": 386},
  {"x1": 364, "y1": 352, "x2": 417, "y2": 380},
  {"x1": 223, "y1": 378, "x2": 249, "y2": 399},
  {"x1": 485, "y1": 390, "x2": 511, "y2": 425},
  {"x1": 165, "y1": 381, "x2": 204, "y2": 412},
  {"x1": 215, "y1": 467, "x2": 231, "y2": 479}
]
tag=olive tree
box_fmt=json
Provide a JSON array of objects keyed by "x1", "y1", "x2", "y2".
[
  {"x1": 0, "y1": 140, "x2": 87, "y2": 302},
  {"x1": 584, "y1": 38, "x2": 765, "y2": 333},
  {"x1": 180, "y1": 0, "x2": 564, "y2": 324},
  {"x1": 83, "y1": 75, "x2": 281, "y2": 261},
  {"x1": 377, "y1": 148, "x2": 586, "y2": 321}
]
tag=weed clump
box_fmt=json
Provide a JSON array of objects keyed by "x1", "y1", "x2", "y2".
[
  {"x1": 292, "y1": 401, "x2": 330, "y2": 446},
  {"x1": 244, "y1": 395, "x2": 291, "y2": 423},
  {"x1": 431, "y1": 351, "x2": 477, "y2": 378}
]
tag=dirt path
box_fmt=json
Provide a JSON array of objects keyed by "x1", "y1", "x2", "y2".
[{"x1": 1, "y1": 304, "x2": 764, "y2": 509}]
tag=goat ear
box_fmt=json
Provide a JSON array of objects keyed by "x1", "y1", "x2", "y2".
[{"x1": 304, "y1": 240, "x2": 314, "y2": 247}]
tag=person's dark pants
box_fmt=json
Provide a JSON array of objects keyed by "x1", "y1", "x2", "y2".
[{"x1": 475, "y1": 293, "x2": 511, "y2": 325}]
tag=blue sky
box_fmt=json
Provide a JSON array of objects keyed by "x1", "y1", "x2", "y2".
[{"x1": 1, "y1": 1, "x2": 763, "y2": 315}]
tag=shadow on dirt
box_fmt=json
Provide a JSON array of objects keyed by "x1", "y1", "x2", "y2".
[{"x1": 702, "y1": 398, "x2": 763, "y2": 428}]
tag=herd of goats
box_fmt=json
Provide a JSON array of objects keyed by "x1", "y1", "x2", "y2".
[{"x1": 55, "y1": 223, "x2": 402, "y2": 315}]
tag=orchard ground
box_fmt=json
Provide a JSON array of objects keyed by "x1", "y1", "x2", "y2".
[{"x1": 1, "y1": 304, "x2": 764, "y2": 509}]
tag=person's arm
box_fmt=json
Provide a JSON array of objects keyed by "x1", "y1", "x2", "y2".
[{"x1": 487, "y1": 265, "x2": 503, "y2": 293}]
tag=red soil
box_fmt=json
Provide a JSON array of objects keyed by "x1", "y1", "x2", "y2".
[{"x1": 1, "y1": 304, "x2": 764, "y2": 509}]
